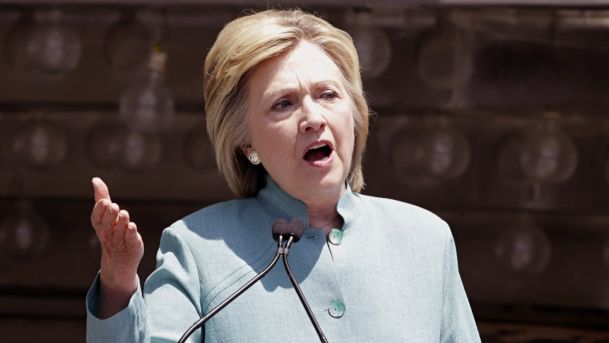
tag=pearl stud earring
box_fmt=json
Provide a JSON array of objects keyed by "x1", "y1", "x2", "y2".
[{"x1": 247, "y1": 151, "x2": 261, "y2": 165}]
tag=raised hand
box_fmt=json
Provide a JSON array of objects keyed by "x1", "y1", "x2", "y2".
[{"x1": 90, "y1": 177, "x2": 144, "y2": 318}]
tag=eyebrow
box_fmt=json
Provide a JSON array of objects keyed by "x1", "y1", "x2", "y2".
[{"x1": 263, "y1": 79, "x2": 343, "y2": 99}]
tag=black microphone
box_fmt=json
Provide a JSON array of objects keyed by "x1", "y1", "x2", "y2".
[
  {"x1": 272, "y1": 217, "x2": 305, "y2": 243},
  {"x1": 177, "y1": 218, "x2": 312, "y2": 343}
]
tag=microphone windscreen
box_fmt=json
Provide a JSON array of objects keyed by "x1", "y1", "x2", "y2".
[
  {"x1": 272, "y1": 218, "x2": 288, "y2": 241},
  {"x1": 287, "y1": 218, "x2": 305, "y2": 242}
]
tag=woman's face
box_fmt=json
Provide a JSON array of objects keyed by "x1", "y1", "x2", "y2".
[{"x1": 245, "y1": 40, "x2": 355, "y2": 205}]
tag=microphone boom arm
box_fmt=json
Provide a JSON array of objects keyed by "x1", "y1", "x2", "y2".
[{"x1": 178, "y1": 218, "x2": 329, "y2": 343}]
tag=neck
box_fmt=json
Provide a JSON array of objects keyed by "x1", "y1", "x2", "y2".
[
  {"x1": 304, "y1": 186, "x2": 345, "y2": 236},
  {"x1": 308, "y1": 206, "x2": 342, "y2": 236}
]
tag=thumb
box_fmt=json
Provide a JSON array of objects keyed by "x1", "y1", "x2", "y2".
[{"x1": 92, "y1": 177, "x2": 111, "y2": 203}]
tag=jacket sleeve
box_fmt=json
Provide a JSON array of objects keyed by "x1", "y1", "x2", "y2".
[
  {"x1": 86, "y1": 226, "x2": 203, "y2": 343},
  {"x1": 86, "y1": 274, "x2": 148, "y2": 343},
  {"x1": 440, "y1": 230, "x2": 481, "y2": 343}
]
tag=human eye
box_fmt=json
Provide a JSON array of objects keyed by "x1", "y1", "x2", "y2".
[
  {"x1": 271, "y1": 99, "x2": 293, "y2": 111},
  {"x1": 320, "y1": 90, "x2": 338, "y2": 101}
]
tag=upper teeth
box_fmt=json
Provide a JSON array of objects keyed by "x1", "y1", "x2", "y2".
[{"x1": 309, "y1": 143, "x2": 326, "y2": 150}]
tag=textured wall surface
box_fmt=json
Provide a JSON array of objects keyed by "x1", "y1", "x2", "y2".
[{"x1": 1, "y1": 3, "x2": 609, "y2": 342}]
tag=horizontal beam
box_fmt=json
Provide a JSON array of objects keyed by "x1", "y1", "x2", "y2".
[{"x1": 0, "y1": 0, "x2": 608, "y2": 7}]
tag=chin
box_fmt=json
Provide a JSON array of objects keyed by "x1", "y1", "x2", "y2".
[{"x1": 310, "y1": 172, "x2": 347, "y2": 193}]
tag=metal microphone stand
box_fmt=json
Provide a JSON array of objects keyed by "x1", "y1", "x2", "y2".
[
  {"x1": 282, "y1": 239, "x2": 329, "y2": 343},
  {"x1": 178, "y1": 233, "x2": 329, "y2": 343},
  {"x1": 177, "y1": 236, "x2": 285, "y2": 343}
]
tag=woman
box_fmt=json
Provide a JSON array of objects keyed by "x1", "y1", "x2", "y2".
[{"x1": 86, "y1": 9, "x2": 480, "y2": 342}]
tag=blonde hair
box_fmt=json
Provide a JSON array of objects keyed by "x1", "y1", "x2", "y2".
[{"x1": 204, "y1": 9, "x2": 370, "y2": 197}]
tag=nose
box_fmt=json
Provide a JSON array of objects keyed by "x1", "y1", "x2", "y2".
[{"x1": 299, "y1": 97, "x2": 326, "y2": 133}]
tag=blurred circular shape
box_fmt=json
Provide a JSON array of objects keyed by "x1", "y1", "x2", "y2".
[
  {"x1": 345, "y1": 10, "x2": 392, "y2": 79},
  {"x1": 13, "y1": 119, "x2": 67, "y2": 170},
  {"x1": 2, "y1": 11, "x2": 36, "y2": 71},
  {"x1": 390, "y1": 121, "x2": 470, "y2": 182},
  {"x1": 119, "y1": 130, "x2": 162, "y2": 172},
  {"x1": 415, "y1": 20, "x2": 472, "y2": 90},
  {"x1": 103, "y1": 11, "x2": 151, "y2": 73},
  {"x1": 119, "y1": 49, "x2": 174, "y2": 132},
  {"x1": 183, "y1": 122, "x2": 215, "y2": 173},
  {"x1": 520, "y1": 132, "x2": 577, "y2": 183},
  {"x1": 494, "y1": 220, "x2": 551, "y2": 275},
  {"x1": 422, "y1": 128, "x2": 470, "y2": 179},
  {"x1": 497, "y1": 122, "x2": 577, "y2": 184},
  {"x1": 86, "y1": 121, "x2": 128, "y2": 170},
  {"x1": 26, "y1": 10, "x2": 81, "y2": 75},
  {"x1": 0, "y1": 201, "x2": 50, "y2": 259}
]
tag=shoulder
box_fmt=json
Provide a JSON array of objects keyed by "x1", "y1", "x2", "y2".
[
  {"x1": 155, "y1": 197, "x2": 275, "y2": 298},
  {"x1": 166, "y1": 197, "x2": 259, "y2": 237},
  {"x1": 157, "y1": 196, "x2": 271, "y2": 261},
  {"x1": 357, "y1": 193, "x2": 448, "y2": 227},
  {"x1": 356, "y1": 193, "x2": 451, "y2": 241}
]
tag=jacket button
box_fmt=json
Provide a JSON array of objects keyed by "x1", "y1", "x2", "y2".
[
  {"x1": 329, "y1": 299, "x2": 345, "y2": 318},
  {"x1": 328, "y1": 229, "x2": 343, "y2": 245}
]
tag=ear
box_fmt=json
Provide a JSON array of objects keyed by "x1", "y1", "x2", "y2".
[{"x1": 240, "y1": 143, "x2": 254, "y2": 156}]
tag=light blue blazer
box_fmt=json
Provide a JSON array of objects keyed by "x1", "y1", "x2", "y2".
[{"x1": 86, "y1": 177, "x2": 480, "y2": 342}]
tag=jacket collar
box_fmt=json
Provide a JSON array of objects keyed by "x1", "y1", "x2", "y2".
[{"x1": 256, "y1": 175, "x2": 361, "y2": 233}]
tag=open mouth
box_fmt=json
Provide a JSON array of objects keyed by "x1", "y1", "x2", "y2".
[{"x1": 303, "y1": 143, "x2": 333, "y2": 163}]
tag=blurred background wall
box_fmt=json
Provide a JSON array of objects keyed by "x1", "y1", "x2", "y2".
[{"x1": 1, "y1": 0, "x2": 609, "y2": 341}]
